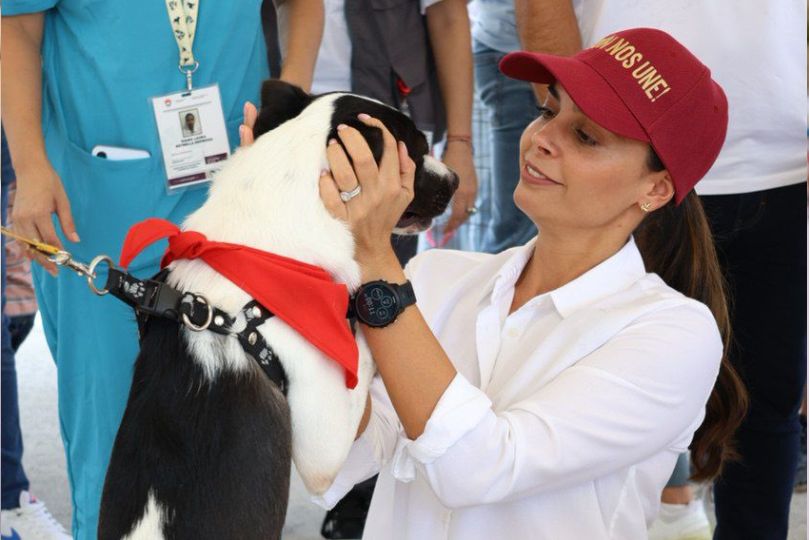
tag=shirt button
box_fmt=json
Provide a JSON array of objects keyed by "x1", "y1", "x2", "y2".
[{"x1": 507, "y1": 328, "x2": 519, "y2": 338}]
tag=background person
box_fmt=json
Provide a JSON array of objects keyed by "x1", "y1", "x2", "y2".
[
  {"x1": 469, "y1": 0, "x2": 580, "y2": 253},
  {"x1": 2, "y1": 127, "x2": 70, "y2": 540},
  {"x1": 1, "y1": 2, "x2": 323, "y2": 537}
]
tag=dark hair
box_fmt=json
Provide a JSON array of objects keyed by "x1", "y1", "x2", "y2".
[{"x1": 634, "y1": 149, "x2": 748, "y2": 482}]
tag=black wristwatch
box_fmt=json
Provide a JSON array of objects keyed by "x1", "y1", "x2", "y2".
[{"x1": 350, "y1": 280, "x2": 416, "y2": 328}]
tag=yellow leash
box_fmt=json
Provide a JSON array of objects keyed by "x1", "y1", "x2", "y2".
[
  {"x1": 0, "y1": 226, "x2": 114, "y2": 293},
  {"x1": 0, "y1": 225, "x2": 62, "y2": 256}
]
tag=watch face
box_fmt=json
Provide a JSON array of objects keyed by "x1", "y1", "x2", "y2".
[{"x1": 356, "y1": 282, "x2": 399, "y2": 326}]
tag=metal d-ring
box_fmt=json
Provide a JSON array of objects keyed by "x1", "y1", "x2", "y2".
[
  {"x1": 178, "y1": 61, "x2": 200, "y2": 92},
  {"x1": 181, "y1": 296, "x2": 214, "y2": 332},
  {"x1": 86, "y1": 255, "x2": 114, "y2": 296}
]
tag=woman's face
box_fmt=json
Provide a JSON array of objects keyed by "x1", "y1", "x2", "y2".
[{"x1": 514, "y1": 84, "x2": 670, "y2": 233}]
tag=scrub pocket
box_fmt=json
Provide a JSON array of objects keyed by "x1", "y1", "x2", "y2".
[{"x1": 48, "y1": 132, "x2": 207, "y2": 272}]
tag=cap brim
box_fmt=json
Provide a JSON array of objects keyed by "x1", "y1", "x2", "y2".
[{"x1": 499, "y1": 52, "x2": 648, "y2": 142}]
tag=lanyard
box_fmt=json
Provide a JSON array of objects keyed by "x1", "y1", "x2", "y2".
[{"x1": 165, "y1": 0, "x2": 200, "y2": 90}]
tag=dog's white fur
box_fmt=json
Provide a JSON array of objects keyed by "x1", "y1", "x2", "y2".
[
  {"x1": 122, "y1": 493, "x2": 165, "y2": 540},
  {"x1": 166, "y1": 93, "x2": 376, "y2": 499}
]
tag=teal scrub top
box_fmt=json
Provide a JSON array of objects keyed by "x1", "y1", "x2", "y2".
[{"x1": 3, "y1": 0, "x2": 269, "y2": 267}]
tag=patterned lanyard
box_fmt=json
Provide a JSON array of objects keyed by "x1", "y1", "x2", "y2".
[{"x1": 165, "y1": 0, "x2": 200, "y2": 90}]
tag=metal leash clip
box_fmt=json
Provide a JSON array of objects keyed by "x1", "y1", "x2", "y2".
[
  {"x1": 0, "y1": 226, "x2": 114, "y2": 296},
  {"x1": 50, "y1": 252, "x2": 115, "y2": 296}
]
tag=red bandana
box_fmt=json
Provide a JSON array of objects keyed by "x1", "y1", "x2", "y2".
[{"x1": 119, "y1": 218, "x2": 358, "y2": 388}]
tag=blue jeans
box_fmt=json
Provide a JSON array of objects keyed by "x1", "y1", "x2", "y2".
[
  {"x1": 1, "y1": 127, "x2": 30, "y2": 509},
  {"x1": 473, "y1": 40, "x2": 538, "y2": 253}
]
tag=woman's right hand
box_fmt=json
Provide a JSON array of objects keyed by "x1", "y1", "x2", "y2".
[{"x1": 11, "y1": 160, "x2": 79, "y2": 276}]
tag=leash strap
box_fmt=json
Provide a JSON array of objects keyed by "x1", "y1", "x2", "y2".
[{"x1": 105, "y1": 267, "x2": 289, "y2": 394}]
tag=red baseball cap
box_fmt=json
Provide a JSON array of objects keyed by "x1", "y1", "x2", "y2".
[{"x1": 500, "y1": 27, "x2": 728, "y2": 205}]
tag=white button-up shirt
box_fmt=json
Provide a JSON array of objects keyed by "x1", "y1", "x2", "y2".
[{"x1": 313, "y1": 237, "x2": 722, "y2": 540}]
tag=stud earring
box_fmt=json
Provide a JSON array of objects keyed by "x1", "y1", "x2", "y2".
[{"x1": 640, "y1": 202, "x2": 653, "y2": 213}]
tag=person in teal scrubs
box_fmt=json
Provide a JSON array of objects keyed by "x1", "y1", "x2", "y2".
[{"x1": 1, "y1": 2, "x2": 323, "y2": 538}]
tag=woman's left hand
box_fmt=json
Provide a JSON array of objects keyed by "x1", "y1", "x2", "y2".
[
  {"x1": 239, "y1": 101, "x2": 258, "y2": 147},
  {"x1": 319, "y1": 114, "x2": 416, "y2": 263}
]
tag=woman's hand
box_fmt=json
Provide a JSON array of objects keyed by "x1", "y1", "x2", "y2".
[
  {"x1": 319, "y1": 114, "x2": 416, "y2": 265},
  {"x1": 11, "y1": 160, "x2": 78, "y2": 276},
  {"x1": 239, "y1": 101, "x2": 258, "y2": 147}
]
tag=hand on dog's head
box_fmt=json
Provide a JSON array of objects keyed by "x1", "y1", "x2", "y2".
[{"x1": 252, "y1": 80, "x2": 459, "y2": 233}]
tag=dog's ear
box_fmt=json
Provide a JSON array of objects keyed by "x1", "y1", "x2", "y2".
[{"x1": 252, "y1": 79, "x2": 313, "y2": 138}]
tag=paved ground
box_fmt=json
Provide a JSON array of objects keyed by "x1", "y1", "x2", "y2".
[{"x1": 14, "y1": 315, "x2": 807, "y2": 539}]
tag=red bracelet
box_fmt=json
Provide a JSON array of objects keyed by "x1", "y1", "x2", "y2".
[{"x1": 445, "y1": 134, "x2": 474, "y2": 154}]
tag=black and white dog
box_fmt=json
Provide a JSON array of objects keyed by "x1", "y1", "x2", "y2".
[{"x1": 97, "y1": 81, "x2": 458, "y2": 540}]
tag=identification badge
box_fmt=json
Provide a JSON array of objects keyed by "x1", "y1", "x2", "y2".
[{"x1": 151, "y1": 84, "x2": 230, "y2": 191}]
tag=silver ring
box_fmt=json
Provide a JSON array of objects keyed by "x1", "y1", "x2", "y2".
[
  {"x1": 466, "y1": 206, "x2": 479, "y2": 215},
  {"x1": 181, "y1": 296, "x2": 214, "y2": 332},
  {"x1": 87, "y1": 255, "x2": 114, "y2": 296},
  {"x1": 339, "y1": 184, "x2": 362, "y2": 202}
]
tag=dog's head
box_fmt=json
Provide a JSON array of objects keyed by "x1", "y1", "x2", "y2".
[{"x1": 252, "y1": 80, "x2": 459, "y2": 234}]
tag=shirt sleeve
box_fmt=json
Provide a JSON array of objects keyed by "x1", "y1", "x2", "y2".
[
  {"x1": 390, "y1": 303, "x2": 723, "y2": 509},
  {"x1": 311, "y1": 372, "x2": 403, "y2": 510},
  {"x1": 3, "y1": 0, "x2": 60, "y2": 16}
]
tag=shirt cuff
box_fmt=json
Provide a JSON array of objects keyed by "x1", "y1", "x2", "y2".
[{"x1": 391, "y1": 373, "x2": 492, "y2": 482}]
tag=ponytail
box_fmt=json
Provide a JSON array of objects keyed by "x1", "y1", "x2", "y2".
[{"x1": 634, "y1": 152, "x2": 748, "y2": 481}]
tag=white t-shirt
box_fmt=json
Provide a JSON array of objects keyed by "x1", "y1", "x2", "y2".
[
  {"x1": 314, "y1": 237, "x2": 722, "y2": 539},
  {"x1": 573, "y1": 0, "x2": 807, "y2": 195},
  {"x1": 312, "y1": 0, "x2": 443, "y2": 95}
]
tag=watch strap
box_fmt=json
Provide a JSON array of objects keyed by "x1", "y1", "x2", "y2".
[{"x1": 393, "y1": 281, "x2": 416, "y2": 313}]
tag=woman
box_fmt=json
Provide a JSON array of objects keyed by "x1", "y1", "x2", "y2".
[{"x1": 249, "y1": 27, "x2": 746, "y2": 539}]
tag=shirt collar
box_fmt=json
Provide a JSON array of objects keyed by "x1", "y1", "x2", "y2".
[
  {"x1": 490, "y1": 239, "x2": 537, "y2": 301},
  {"x1": 488, "y1": 236, "x2": 647, "y2": 319}
]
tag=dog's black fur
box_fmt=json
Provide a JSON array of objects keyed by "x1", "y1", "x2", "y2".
[
  {"x1": 98, "y1": 81, "x2": 457, "y2": 540},
  {"x1": 254, "y1": 80, "x2": 458, "y2": 228},
  {"x1": 99, "y1": 317, "x2": 291, "y2": 540}
]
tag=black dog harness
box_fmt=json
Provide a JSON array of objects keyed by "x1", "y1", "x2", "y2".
[
  {"x1": 105, "y1": 267, "x2": 291, "y2": 394},
  {"x1": 0, "y1": 228, "x2": 360, "y2": 397}
]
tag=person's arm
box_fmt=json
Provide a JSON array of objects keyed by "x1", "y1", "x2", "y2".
[
  {"x1": 1, "y1": 12, "x2": 79, "y2": 275},
  {"x1": 321, "y1": 119, "x2": 458, "y2": 439},
  {"x1": 514, "y1": 0, "x2": 581, "y2": 104},
  {"x1": 275, "y1": 0, "x2": 324, "y2": 92},
  {"x1": 425, "y1": 0, "x2": 478, "y2": 235}
]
